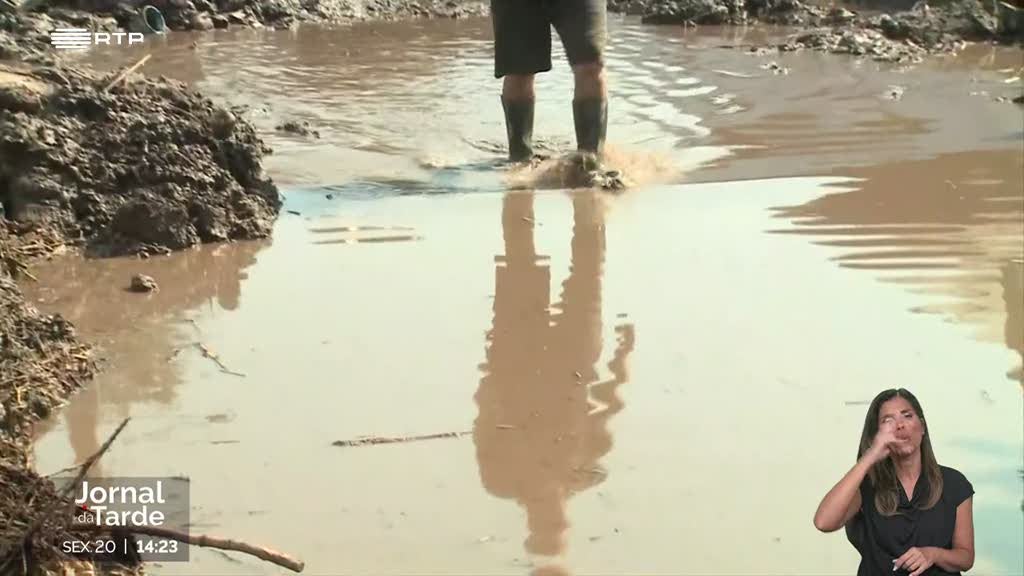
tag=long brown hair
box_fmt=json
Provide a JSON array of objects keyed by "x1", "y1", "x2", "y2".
[{"x1": 857, "y1": 388, "x2": 944, "y2": 515}]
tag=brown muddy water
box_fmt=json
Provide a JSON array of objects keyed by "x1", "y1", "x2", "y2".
[{"x1": 21, "y1": 15, "x2": 1024, "y2": 576}]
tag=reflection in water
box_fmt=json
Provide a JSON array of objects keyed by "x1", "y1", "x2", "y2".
[
  {"x1": 770, "y1": 150, "x2": 1024, "y2": 385},
  {"x1": 64, "y1": 384, "x2": 103, "y2": 478},
  {"x1": 1003, "y1": 261, "x2": 1023, "y2": 383},
  {"x1": 26, "y1": 240, "x2": 268, "y2": 468},
  {"x1": 474, "y1": 190, "x2": 635, "y2": 567}
]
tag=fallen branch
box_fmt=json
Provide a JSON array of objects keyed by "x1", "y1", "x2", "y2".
[
  {"x1": 103, "y1": 54, "x2": 152, "y2": 92},
  {"x1": 72, "y1": 523, "x2": 304, "y2": 573},
  {"x1": 195, "y1": 343, "x2": 245, "y2": 377},
  {"x1": 0, "y1": 418, "x2": 131, "y2": 573},
  {"x1": 332, "y1": 430, "x2": 470, "y2": 448}
]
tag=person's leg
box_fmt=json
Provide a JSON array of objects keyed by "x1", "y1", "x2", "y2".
[
  {"x1": 491, "y1": 0, "x2": 552, "y2": 162},
  {"x1": 501, "y1": 75, "x2": 535, "y2": 162},
  {"x1": 550, "y1": 0, "x2": 608, "y2": 156}
]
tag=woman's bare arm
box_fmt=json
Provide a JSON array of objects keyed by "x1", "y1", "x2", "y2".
[
  {"x1": 815, "y1": 420, "x2": 901, "y2": 532},
  {"x1": 813, "y1": 456, "x2": 872, "y2": 532},
  {"x1": 927, "y1": 497, "x2": 975, "y2": 571}
]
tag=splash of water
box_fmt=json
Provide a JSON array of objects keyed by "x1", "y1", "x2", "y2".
[{"x1": 503, "y1": 144, "x2": 681, "y2": 191}]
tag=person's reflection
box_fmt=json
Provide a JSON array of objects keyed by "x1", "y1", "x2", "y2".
[
  {"x1": 28, "y1": 239, "x2": 267, "y2": 472},
  {"x1": 1002, "y1": 261, "x2": 1023, "y2": 385},
  {"x1": 474, "y1": 189, "x2": 635, "y2": 566},
  {"x1": 65, "y1": 383, "x2": 103, "y2": 478}
]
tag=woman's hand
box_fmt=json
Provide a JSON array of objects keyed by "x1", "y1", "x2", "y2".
[
  {"x1": 866, "y1": 420, "x2": 900, "y2": 464},
  {"x1": 894, "y1": 547, "x2": 936, "y2": 576}
]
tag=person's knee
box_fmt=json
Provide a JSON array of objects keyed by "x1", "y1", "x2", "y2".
[
  {"x1": 502, "y1": 74, "x2": 535, "y2": 101},
  {"x1": 573, "y1": 62, "x2": 606, "y2": 99}
]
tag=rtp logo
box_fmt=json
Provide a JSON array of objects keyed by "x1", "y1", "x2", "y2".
[{"x1": 50, "y1": 28, "x2": 144, "y2": 50}]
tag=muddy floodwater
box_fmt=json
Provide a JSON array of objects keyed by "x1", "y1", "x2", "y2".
[{"x1": 23, "y1": 15, "x2": 1024, "y2": 576}]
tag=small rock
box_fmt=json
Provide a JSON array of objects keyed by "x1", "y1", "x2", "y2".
[
  {"x1": 29, "y1": 393, "x2": 50, "y2": 418},
  {"x1": 0, "y1": 86, "x2": 44, "y2": 114},
  {"x1": 130, "y1": 274, "x2": 159, "y2": 293},
  {"x1": 275, "y1": 120, "x2": 320, "y2": 138},
  {"x1": 217, "y1": 0, "x2": 246, "y2": 10},
  {"x1": 190, "y1": 12, "x2": 213, "y2": 30},
  {"x1": 211, "y1": 13, "x2": 229, "y2": 27},
  {"x1": 760, "y1": 61, "x2": 790, "y2": 75},
  {"x1": 209, "y1": 108, "x2": 236, "y2": 138},
  {"x1": 827, "y1": 6, "x2": 855, "y2": 24}
]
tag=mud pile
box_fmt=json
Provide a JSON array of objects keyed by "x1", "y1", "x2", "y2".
[
  {"x1": 5, "y1": 0, "x2": 487, "y2": 31},
  {"x1": 777, "y1": 0, "x2": 1019, "y2": 61},
  {"x1": 0, "y1": 222, "x2": 100, "y2": 572},
  {"x1": 0, "y1": 60, "x2": 280, "y2": 256},
  {"x1": 612, "y1": 0, "x2": 1023, "y2": 61}
]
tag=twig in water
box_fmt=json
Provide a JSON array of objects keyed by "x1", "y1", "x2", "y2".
[
  {"x1": 167, "y1": 347, "x2": 183, "y2": 363},
  {"x1": 332, "y1": 430, "x2": 471, "y2": 447},
  {"x1": 194, "y1": 343, "x2": 245, "y2": 377},
  {"x1": 104, "y1": 54, "x2": 152, "y2": 92},
  {"x1": 16, "y1": 265, "x2": 37, "y2": 282},
  {"x1": 0, "y1": 418, "x2": 131, "y2": 573},
  {"x1": 73, "y1": 523, "x2": 304, "y2": 572},
  {"x1": 44, "y1": 463, "x2": 83, "y2": 479}
]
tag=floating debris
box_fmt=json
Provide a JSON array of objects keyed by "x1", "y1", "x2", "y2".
[{"x1": 332, "y1": 430, "x2": 471, "y2": 448}]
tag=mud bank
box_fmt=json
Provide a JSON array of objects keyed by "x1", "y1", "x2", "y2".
[
  {"x1": 0, "y1": 60, "x2": 279, "y2": 256},
  {"x1": 0, "y1": 260, "x2": 105, "y2": 574},
  {"x1": 1, "y1": 4, "x2": 278, "y2": 573},
  {"x1": 611, "y1": 0, "x2": 1024, "y2": 61},
  {"x1": 2, "y1": 0, "x2": 487, "y2": 32}
]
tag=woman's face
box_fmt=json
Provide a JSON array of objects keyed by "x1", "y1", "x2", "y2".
[{"x1": 878, "y1": 396, "x2": 925, "y2": 458}]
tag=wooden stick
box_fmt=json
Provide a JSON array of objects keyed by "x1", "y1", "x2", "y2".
[
  {"x1": 73, "y1": 524, "x2": 304, "y2": 572},
  {"x1": 332, "y1": 430, "x2": 470, "y2": 447},
  {"x1": 195, "y1": 342, "x2": 246, "y2": 377},
  {"x1": 103, "y1": 54, "x2": 152, "y2": 92},
  {"x1": 0, "y1": 418, "x2": 131, "y2": 573}
]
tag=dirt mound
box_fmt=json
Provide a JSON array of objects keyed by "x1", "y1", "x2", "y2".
[
  {"x1": 611, "y1": 0, "x2": 836, "y2": 24},
  {"x1": 613, "y1": 0, "x2": 1023, "y2": 60},
  {"x1": 4, "y1": 0, "x2": 487, "y2": 31},
  {"x1": 772, "y1": 0, "x2": 1016, "y2": 61},
  {"x1": 145, "y1": 0, "x2": 489, "y2": 30},
  {"x1": 0, "y1": 228, "x2": 102, "y2": 572},
  {"x1": 0, "y1": 262, "x2": 94, "y2": 463},
  {"x1": 0, "y1": 60, "x2": 280, "y2": 257}
]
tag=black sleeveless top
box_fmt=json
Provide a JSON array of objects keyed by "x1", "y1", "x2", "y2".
[{"x1": 845, "y1": 465, "x2": 974, "y2": 576}]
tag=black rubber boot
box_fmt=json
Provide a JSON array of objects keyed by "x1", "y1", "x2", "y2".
[
  {"x1": 573, "y1": 98, "x2": 608, "y2": 158},
  {"x1": 501, "y1": 96, "x2": 534, "y2": 163}
]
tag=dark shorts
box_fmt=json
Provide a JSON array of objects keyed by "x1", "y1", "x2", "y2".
[{"x1": 491, "y1": 0, "x2": 607, "y2": 79}]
